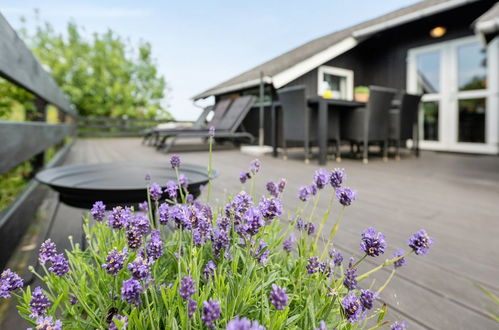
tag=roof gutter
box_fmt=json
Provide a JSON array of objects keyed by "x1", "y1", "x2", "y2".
[{"x1": 353, "y1": 0, "x2": 479, "y2": 38}]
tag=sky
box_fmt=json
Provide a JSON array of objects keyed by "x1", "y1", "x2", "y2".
[{"x1": 1, "y1": 0, "x2": 419, "y2": 120}]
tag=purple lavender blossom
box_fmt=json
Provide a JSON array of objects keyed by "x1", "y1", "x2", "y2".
[
  {"x1": 102, "y1": 248, "x2": 128, "y2": 276},
  {"x1": 203, "y1": 261, "x2": 216, "y2": 281},
  {"x1": 208, "y1": 126, "x2": 215, "y2": 137},
  {"x1": 158, "y1": 203, "x2": 169, "y2": 225},
  {"x1": 360, "y1": 289, "x2": 378, "y2": 310},
  {"x1": 336, "y1": 187, "x2": 356, "y2": 206},
  {"x1": 278, "y1": 178, "x2": 286, "y2": 193},
  {"x1": 242, "y1": 207, "x2": 264, "y2": 236},
  {"x1": 295, "y1": 217, "x2": 306, "y2": 230},
  {"x1": 309, "y1": 184, "x2": 318, "y2": 196},
  {"x1": 212, "y1": 229, "x2": 230, "y2": 259},
  {"x1": 258, "y1": 197, "x2": 282, "y2": 222},
  {"x1": 343, "y1": 258, "x2": 358, "y2": 290},
  {"x1": 149, "y1": 182, "x2": 163, "y2": 201},
  {"x1": 108, "y1": 206, "x2": 132, "y2": 229},
  {"x1": 70, "y1": 294, "x2": 78, "y2": 305},
  {"x1": 391, "y1": 249, "x2": 407, "y2": 268},
  {"x1": 29, "y1": 286, "x2": 51, "y2": 318},
  {"x1": 255, "y1": 240, "x2": 270, "y2": 265},
  {"x1": 128, "y1": 256, "x2": 150, "y2": 280},
  {"x1": 391, "y1": 321, "x2": 408, "y2": 330},
  {"x1": 131, "y1": 214, "x2": 150, "y2": 235},
  {"x1": 315, "y1": 320, "x2": 327, "y2": 330},
  {"x1": 249, "y1": 159, "x2": 261, "y2": 175},
  {"x1": 126, "y1": 227, "x2": 143, "y2": 250},
  {"x1": 170, "y1": 154, "x2": 181, "y2": 169},
  {"x1": 165, "y1": 181, "x2": 179, "y2": 200},
  {"x1": 226, "y1": 316, "x2": 265, "y2": 330},
  {"x1": 188, "y1": 299, "x2": 197, "y2": 318},
  {"x1": 109, "y1": 315, "x2": 128, "y2": 330},
  {"x1": 282, "y1": 234, "x2": 295, "y2": 253},
  {"x1": 330, "y1": 168, "x2": 345, "y2": 188},
  {"x1": 179, "y1": 173, "x2": 188, "y2": 188},
  {"x1": 91, "y1": 201, "x2": 106, "y2": 221},
  {"x1": 306, "y1": 222, "x2": 315, "y2": 235},
  {"x1": 329, "y1": 249, "x2": 343, "y2": 266},
  {"x1": 146, "y1": 230, "x2": 163, "y2": 260},
  {"x1": 121, "y1": 278, "x2": 143, "y2": 306},
  {"x1": 138, "y1": 201, "x2": 148, "y2": 212},
  {"x1": 266, "y1": 181, "x2": 279, "y2": 197},
  {"x1": 38, "y1": 239, "x2": 57, "y2": 265},
  {"x1": 239, "y1": 171, "x2": 250, "y2": 184},
  {"x1": 360, "y1": 227, "x2": 387, "y2": 257},
  {"x1": 269, "y1": 284, "x2": 289, "y2": 310},
  {"x1": 217, "y1": 216, "x2": 230, "y2": 232},
  {"x1": 313, "y1": 168, "x2": 330, "y2": 189},
  {"x1": 191, "y1": 228, "x2": 202, "y2": 246},
  {"x1": 179, "y1": 276, "x2": 196, "y2": 300},
  {"x1": 306, "y1": 256, "x2": 320, "y2": 274},
  {"x1": 201, "y1": 299, "x2": 221, "y2": 328},
  {"x1": 319, "y1": 261, "x2": 332, "y2": 277},
  {"x1": 169, "y1": 204, "x2": 189, "y2": 229},
  {"x1": 33, "y1": 316, "x2": 62, "y2": 330},
  {"x1": 48, "y1": 253, "x2": 69, "y2": 276},
  {"x1": 408, "y1": 229, "x2": 434, "y2": 255},
  {"x1": 341, "y1": 292, "x2": 362, "y2": 323}
]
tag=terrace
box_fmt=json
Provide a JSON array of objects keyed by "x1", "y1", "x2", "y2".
[{"x1": 2, "y1": 137, "x2": 499, "y2": 329}]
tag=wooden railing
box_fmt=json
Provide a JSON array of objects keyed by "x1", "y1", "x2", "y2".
[
  {"x1": 77, "y1": 117, "x2": 185, "y2": 137},
  {"x1": 0, "y1": 13, "x2": 77, "y2": 268}
]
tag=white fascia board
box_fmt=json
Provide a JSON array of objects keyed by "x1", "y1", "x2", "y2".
[
  {"x1": 272, "y1": 37, "x2": 358, "y2": 89},
  {"x1": 353, "y1": 0, "x2": 479, "y2": 38},
  {"x1": 192, "y1": 76, "x2": 272, "y2": 100},
  {"x1": 475, "y1": 18, "x2": 499, "y2": 34}
]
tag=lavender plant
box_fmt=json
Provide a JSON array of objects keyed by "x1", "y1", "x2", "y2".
[{"x1": 1, "y1": 129, "x2": 434, "y2": 329}]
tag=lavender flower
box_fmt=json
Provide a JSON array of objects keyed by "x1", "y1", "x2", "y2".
[
  {"x1": 408, "y1": 229, "x2": 434, "y2": 255},
  {"x1": 226, "y1": 316, "x2": 265, "y2": 330},
  {"x1": 329, "y1": 249, "x2": 343, "y2": 266},
  {"x1": 29, "y1": 286, "x2": 51, "y2": 318},
  {"x1": 109, "y1": 315, "x2": 128, "y2": 330},
  {"x1": 309, "y1": 184, "x2": 318, "y2": 196},
  {"x1": 314, "y1": 320, "x2": 327, "y2": 330},
  {"x1": 341, "y1": 292, "x2": 362, "y2": 323},
  {"x1": 306, "y1": 222, "x2": 315, "y2": 235},
  {"x1": 239, "y1": 171, "x2": 250, "y2": 184},
  {"x1": 295, "y1": 217, "x2": 305, "y2": 230},
  {"x1": 108, "y1": 206, "x2": 132, "y2": 229},
  {"x1": 70, "y1": 294, "x2": 78, "y2": 305},
  {"x1": 360, "y1": 289, "x2": 378, "y2": 310},
  {"x1": 336, "y1": 187, "x2": 356, "y2": 206},
  {"x1": 48, "y1": 253, "x2": 69, "y2": 276},
  {"x1": 266, "y1": 181, "x2": 279, "y2": 197},
  {"x1": 258, "y1": 197, "x2": 282, "y2": 222},
  {"x1": 208, "y1": 126, "x2": 215, "y2": 137},
  {"x1": 149, "y1": 182, "x2": 163, "y2": 201},
  {"x1": 278, "y1": 178, "x2": 286, "y2": 193},
  {"x1": 254, "y1": 240, "x2": 270, "y2": 265},
  {"x1": 138, "y1": 201, "x2": 148, "y2": 212},
  {"x1": 169, "y1": 204, "x2": 189, "y2": 229},
  {"x1": 146, "y1": 230, "x2": 163, "y2": 260},
  {"x1": 313, "y1": 168, "x2": 330, "y2": 189},
  {"x1": 269, "y1": 284, "x2": 289, "y2": 310},
  {"x1": 391, "y1": 249, "x2": 407, "y2": 268},
  {"x1": 170, "y1": 154, "x2": 181, "y2": 169},
  {"x1": 282, "y1": 234, "x2": 295, "y2": 253},
  {"x1": 126, "y1": 227, "x2": 143, "y2": 250},
  {"x1": 212, "y1": 229, "x2": 230, "y2": 259},
  {"x1": 121, "y1": 278, "x2": 143, "y2": 306},
  {"x1": 179, "y1": 276, "x2": 196, "y2": 300},
  {"x1": 330, "y1": 168, "x2": 345, "y2": 188},
  {"x1": 131, "y1": 214, "x2": 150, "y2": 235},
  {"x1": 158, "y1": 202, "x2": 169, "y2": 225},
  {"x1": 202, "y1": 261, "x2": 216, "y2": 281},
  {"x1": 102, "y1": 248, "x2": 128, "y2": 276},
  {"x1": 217, "y1": 216, "x2": 231, "y2": 232},
  {"x1": 306, "y1": 256, "x2": 320, "y2": 274},
  {"x1": 179, "y1": 173, "x2": 188, "y2": 188},
  {"x1": 128, "y1": 256, "x2": 150, "y2": 280},
  {"x1": 243, "y1": 207, "x2": 264, "y2": 236},
  {"x1": 249, "y1": 159, "x2": 261, "y2": 175},
  {"x1": 91, "y1": 201, "x2": 106, "y2": 221},
  {"x1": 38, "y1": 239, "x2": 57, "y2": 265},
  {"x1": 201, "y1": 299, "x2": 221, "y2": 328},
  {"x1": 32, "y1": 316, "x2": 62, "y2": 330},
  {"x1": 343, "y1": 258, "x2": 358, "y2": 290},
  {"x1": 165, "y1": 181, "x2": 179, "y2": 200},
  {"x1": 360, "y1": 227, "x2": 387, "y2": 257},
  {"x1": 391, "y1": 321, "x2": 408, "y2": 330},
  {"x1": 319, "y1": 261, "x2": 332, "y2": 277},
  {"x1": 188, "y1": 299, "x2": 197, "y2": 318}
]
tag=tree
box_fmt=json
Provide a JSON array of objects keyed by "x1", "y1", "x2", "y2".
[{"x1": 19, "y1": 16, "x2": 171, "y2": 119}]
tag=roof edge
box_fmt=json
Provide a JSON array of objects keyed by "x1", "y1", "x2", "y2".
[{"x1": 192, "y1": 76, "x2": 272, "y2": 100}]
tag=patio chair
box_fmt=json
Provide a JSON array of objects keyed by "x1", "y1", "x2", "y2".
[
  {"x1": 277, "y1": 85, "x2": 338, "y2": 163},
  {"x1": 146, "y1": 99, "x2": 232, "y2": 147},
  {"x1": 156, "y1": 95, "x2": 256, "y2": 153},
  {"x1": 340, "y1": 85, "x2": 396, "y2": 164},
  {"x1": 388, "y1": 92, "x2": 422, "y2": 159}
]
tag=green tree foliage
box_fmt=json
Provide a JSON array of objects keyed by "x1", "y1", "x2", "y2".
[{"x1": 20, "y1": 17, "x2": 171, "y2": 119}]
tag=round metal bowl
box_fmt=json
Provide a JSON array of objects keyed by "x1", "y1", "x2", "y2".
[{"x1": 36, "y1": 162, "x2": 217, "y2": 209}]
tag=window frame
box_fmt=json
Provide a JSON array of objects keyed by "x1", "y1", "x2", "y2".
[{"x1": 317, "y1": 66, "x2": 354, "y2": 100}]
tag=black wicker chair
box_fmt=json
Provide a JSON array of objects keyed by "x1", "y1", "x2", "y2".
[{"x1": 388, "y1": 92, "x2": 422, "y2": 159}]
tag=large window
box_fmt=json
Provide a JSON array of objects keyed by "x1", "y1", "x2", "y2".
[{"x1": 317, "y1": 66, "x2": 353, "y2": 100}]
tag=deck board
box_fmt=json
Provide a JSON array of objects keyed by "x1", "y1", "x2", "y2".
[{"x1": 2, "y1": 137, "x2": 498, "y2": 329}]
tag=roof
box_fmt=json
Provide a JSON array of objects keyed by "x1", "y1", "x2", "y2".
[
  {"x1": 193, "y1": 0, "x2": 481, "y2": 100},
  {"x1": 474, "y1": 2, "x2": 499, "y2": 43}
]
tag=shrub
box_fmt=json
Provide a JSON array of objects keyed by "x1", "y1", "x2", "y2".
[{"x1": 1, "y1": 130, "x2": 433, "y2": 329}]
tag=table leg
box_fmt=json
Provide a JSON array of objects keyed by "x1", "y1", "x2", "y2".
[
  {"x1": 271, "y1": 103, "x2": 277, "y2": 158},
  {"x1": 333, "y1": 110, "x2": 341, "y2": 162},
  {"x1": 318, "y1": 100, "x2": 328, "y2": 165}
]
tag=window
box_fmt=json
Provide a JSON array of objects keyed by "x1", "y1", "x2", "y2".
[{"x1": 317, "y1": 66, "x2": 353, "y2": 100}]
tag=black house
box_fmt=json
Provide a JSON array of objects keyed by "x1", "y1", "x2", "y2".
[{"x1": 193, "y1": 0, "x2": 499, "y2": 155}]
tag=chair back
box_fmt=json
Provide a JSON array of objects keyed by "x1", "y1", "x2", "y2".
[
  {"x1": 192, "y1": 106, "x2": 213, "y2": 128},
  {"x1": 399, "y1": 93, "x2": 422, "y2": 140},
  {"x1": 216, "y1": 95, "x2": 256, "y2": 132},
  {"x1": 365, "y1": 86, "x2": 396, "y2": 140},
  {"x1": 209, "y1": 99, "x2": 232, "y2": 127},
  {"x1": 277, "y1": 85, "x2": 310, "y2": 141}
]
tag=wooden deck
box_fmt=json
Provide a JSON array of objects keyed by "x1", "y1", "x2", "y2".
[{"x1": 3, "y1": 138, "x2": 499, "y2": 329}]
